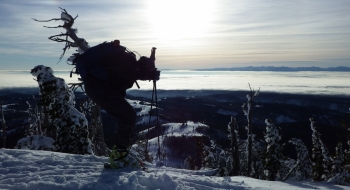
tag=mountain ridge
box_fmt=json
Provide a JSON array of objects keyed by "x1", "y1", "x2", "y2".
[{"x1": 195, "y1": 66, "x2": 350, "y2": 72}]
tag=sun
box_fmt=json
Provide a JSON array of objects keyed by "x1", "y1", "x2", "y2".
[{"x1": 146, "y1": 0, "x2": 215, "y2": 44}]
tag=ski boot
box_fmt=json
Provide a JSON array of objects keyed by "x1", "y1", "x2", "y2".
[{"x1": 104, "y1": 145, "x2": 142, "y2": 169}]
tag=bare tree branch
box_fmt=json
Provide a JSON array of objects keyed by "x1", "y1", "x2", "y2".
[
  {"x1": 68, "y1": 82, "x2": 84, "y2": 92},
  {"x1": 33, "y1": 7, "x2": 81, "y2": 63}
]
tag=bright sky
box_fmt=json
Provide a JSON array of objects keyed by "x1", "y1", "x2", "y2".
[{"x1": 0, "y1": 0, "x2": 350, "y2": 70}]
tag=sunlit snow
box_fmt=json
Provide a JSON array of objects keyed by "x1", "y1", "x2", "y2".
[{"x1": 0, "y1": 149, "x2": 347, "y2": 189}]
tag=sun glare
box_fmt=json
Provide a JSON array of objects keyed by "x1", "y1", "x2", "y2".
[{"x1": 146, "y1": 0, "x2": 215, "y2": 45}]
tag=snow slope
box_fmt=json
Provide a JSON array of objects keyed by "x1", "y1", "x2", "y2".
[
  {"x1": 138, "y1": 121, "x2": 212, "y2": 162},
  {"x1": 0, "y1": 149, "x2": 347, "y2": 190}
]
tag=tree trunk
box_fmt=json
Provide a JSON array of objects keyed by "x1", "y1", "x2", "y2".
[
  {"x1": 243, "y1": 85, "x2": 259, "y2": 177},
  {"x1": 43, "y1": 105, "x2": 56, "y2": 140},
  {"x1": 247, "y1": 97, "x2": 253, "y2": 177},
  {"x1": 90, "y1": 104, "x2": 108, "y2": 156},
  {"x1": 229, "y1": 117, "x2": 240, "y2": 176},
  {"x1": 1, "y1": 101, "x2": 6, "y2": 148}
]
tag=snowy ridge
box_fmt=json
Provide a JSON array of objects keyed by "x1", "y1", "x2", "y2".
[
  {"x1": 140, "y1": 121, "x2": 209, "y2": 137},
  {"x1": 126, "y1": 99, "x2": 153, "y2": 117},
  {"x1": 126, "y1": 99, "x2": 161, "y2": 125},
  {"x1": 138, "y1": 122, "x2": 210, "y2": 162},
  {"x1": 0, "y1": 149, "x2": 345, "y2": 189}
]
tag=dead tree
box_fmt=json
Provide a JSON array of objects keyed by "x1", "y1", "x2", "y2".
[
  {"x1": 32, "y1": 7, "x2": 89, "y2": 60},
  {"x1": 1, "y1": 100, "x2": 6, "y2": 148},
  {"x1": 33, "y1": 8, "x2": 109, "y2": 153},
  {"x1": 242, "y1": 83, "x2": 259, "y2": 177},
  {"x1": 228, "y1": 117, "x2": 240, "y2": 175}
]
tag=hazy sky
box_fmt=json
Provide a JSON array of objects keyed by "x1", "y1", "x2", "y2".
[{"x1": 0, "y1": 0, "x2": 350, "y2": 70}]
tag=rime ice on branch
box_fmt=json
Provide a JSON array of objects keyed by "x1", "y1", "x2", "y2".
[{"x1": 32, "y1": 7, "x2": 89, "y2": 62}]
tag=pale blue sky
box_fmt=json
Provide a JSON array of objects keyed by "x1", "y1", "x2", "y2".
[{"x1": 0, "y1": 0, "x2": 349, "y2": 70}]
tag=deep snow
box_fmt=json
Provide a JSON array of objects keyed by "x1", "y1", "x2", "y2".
[{"x1": 0, "y1": 149, "x2": 348, "y2": 190}]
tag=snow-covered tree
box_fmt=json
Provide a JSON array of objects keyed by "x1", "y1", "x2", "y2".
[
  {"x1": 183, "y1": 156, "x2": 196, "y2": 170},
  {"x1": 132, "y1": 132, "x2": 153, "y2": 163},
  {"x1": 331, "y1": 142, "x2": 345, "y2": 176},
  {"x1": 310, "y1": 118, "x2": 331, "y2": 181},
  {"x1": 80, "y1": 98, "x2": 108, "y2": 156},
  {"x1": 25, "y1": 96, "x2": 43, "y2": 136},
  {"x1": 198, "y1": 141, "x2": 210, "y2": 168},
  {"x1": 250, "y1": 136, "x2": 265, "y2": 179},
  {"x1": 15, "y1": 135, "x2": 55, "y2": 151},
  {"x1": 227, "y1": 117, "x2": 240, "y2": 176},
  {"x1": 279, "y1": 158, "x2": 296, "y2": 181},
  {"x1": 239, "y1": 134, "x2": 264, "y2": 179},
  {"x1": 200, "y1": 140, "x2": 226, "y2": 175},
  {"x1": 263, "y1": 119, "x2": 283, "y2": 181},
  {"x1": 15, "y1": 96, "x2": 55, "y2": 151},
  {"x1": 31, "y1": 65, "x2": 93, "y2": 155},
  {"x1": 288, "y1": 138, "x2": 312, "y2": 181},
  {"x1": 327, "y1": 141, "x2": 350, "y2": 185},
  {"x1": 327, "y1": 105, "x2": 350, "y2": 185}
]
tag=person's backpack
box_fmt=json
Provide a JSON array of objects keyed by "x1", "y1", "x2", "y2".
[{"x1": 74, "y1": 41, "x2": 136, "y2": 82}]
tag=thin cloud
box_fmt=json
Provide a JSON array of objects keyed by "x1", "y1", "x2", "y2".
[{"x1": 0, "y1": 0, "x2": 350, "y2": 70}]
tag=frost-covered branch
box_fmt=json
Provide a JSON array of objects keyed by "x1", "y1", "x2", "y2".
[
  {"x1": 310, "y1": 118, "x2": 331, "y2": 181},
  {"x1": 1, "y1": 100, "x2": 6, "y2": 148},
  {"x1": 242, "y1": 83, "x2": 260, "y2": 177},
  {"x1": 33, "y1": 7, "x2": 89, "y2": 63}
]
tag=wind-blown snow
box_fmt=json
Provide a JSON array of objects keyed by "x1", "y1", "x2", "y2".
[{"x1": 0, "y1": 149, "x2": 346, "y2": 189}]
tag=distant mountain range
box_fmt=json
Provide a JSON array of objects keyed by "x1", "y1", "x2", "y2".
[{"x1": 195, "y1": 66, "x2": 350, "y2": 72}]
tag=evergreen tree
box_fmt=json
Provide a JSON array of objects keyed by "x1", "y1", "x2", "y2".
[
  {"x1": 288, "y1": 138, "x2": 312, "y2": 181},
  {"x1": 25, "y1": 96, "x2": 43, "y2": 136},
  {"x1": 198, "y1": 142, "x2": 210, "y2": 168},
  {"x1": 80, "y1": 98, "x2": 108, "y2": 156},
  {"x1": 279, "y1": 158, "x2": 296, "y2": 181},
  {"x1": 250, "y1": 135, "x2": 265, "y2": 179},
  {"x1": 227, "y1": 117, "x2": 240, "y2": 176},
  {"x1": 263, "y1": 119, "x2": 283, "y2": 181},
  {"x1": 239, "y1": 134, "x2": 264, "y2": 179},
  {"x1": 31, "y1": 65, "x2": 93, "y2": 155},
  {"x1": 310, "y1": 118, "x2": 331, "y2": 181},
  {"x1": 15, "y1": 96, "x2": 55, "y2": 151},
  {"x1": 331, "y1": 142, "x2": 345, "y2": 176},
  {"x1": 200, "y1": 140, "x2": 228, "y2": 176},
  {"x1": 132, "y1": 132, "x2": 154, "y2": 163},
  {"x1": 197, "y1": 139, "x2": 217, "y2": 170},
  {"x1": 183, "y1": 156, "x2": 196, "y2": 170},
  {"x1": 328, "y1": 141, "x2": 350, "y2": 185}
]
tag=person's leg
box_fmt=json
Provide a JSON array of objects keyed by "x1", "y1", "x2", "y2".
[{"x1": 84, "y1": 76, "x2": 136, "y2": 149}]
